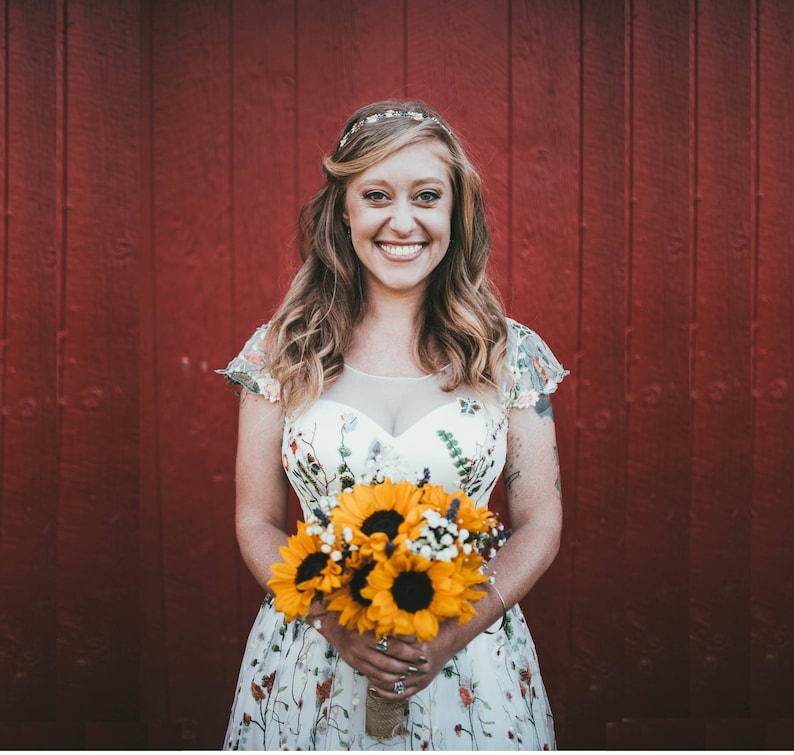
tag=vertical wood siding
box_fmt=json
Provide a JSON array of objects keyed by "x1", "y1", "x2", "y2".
[{"x1": 0, "y1": 0, "x2": 791, "y2": 748}]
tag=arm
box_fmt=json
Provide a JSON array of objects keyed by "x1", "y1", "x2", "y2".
[
  {"x1": 368, "y1": 395, "x2": 563, "y2": 700},
  {"x1": 235, "y1": 389, "x2": 427, "y2": 688},
  {"x1": 234, "y1": 390, "x2": 291, "y2": 590}
]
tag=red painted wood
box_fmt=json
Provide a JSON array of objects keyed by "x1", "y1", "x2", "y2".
[
  {"x1": 407, "y1": 0, "x2": 511, "y2": 295},
  {"x1": 137, "y1": 0, "x2": 171, "y2": 728},
  {"x1": 623, "y1": 0, "x2": 691, "y2": 718},
  {"x1": 751, "y1": 0, "x2": 794, "y2": 720},
  {"x1": 567, "y1": 0, "x2": 627, "y2": 747},
  {"x1": 296, "y1": 0, "x2": 405, "y2": 207},
  {"x1": 150, "y1": 1, "x2": 236, "y2": 746},
  {"x1": 0, "y1": 0, "x2": 59, "y2": 722},
  {"x1": 55, "y1": 0, "x2": 140, "y2": 723},
  {"x1": 689, "y1": 0, "x2": 753, "y2": 718},
  {"x1": 508, "y1": 0, "x2": 579, "y2": 742},
  {"x1": 228, "y1": 0, "x2": 301, "y2": 664}
]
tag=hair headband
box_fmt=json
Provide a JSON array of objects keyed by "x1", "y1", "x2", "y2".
[{"x1": 338, "y1": 109, "x2": 451, "y2": 149}]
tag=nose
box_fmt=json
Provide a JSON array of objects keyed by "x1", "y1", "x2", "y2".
[{"x1": 389, "y1": 199, "x2": 417, "y2": 236}]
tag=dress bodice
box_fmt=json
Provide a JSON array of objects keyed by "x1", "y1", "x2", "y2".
[{"x1": 219, "y1": 318, "x2": 568, "y2": 518}]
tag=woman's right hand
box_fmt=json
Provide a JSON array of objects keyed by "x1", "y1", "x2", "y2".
[{"x1": 314, "y1": 615, "x2": 429, "y2": 699}]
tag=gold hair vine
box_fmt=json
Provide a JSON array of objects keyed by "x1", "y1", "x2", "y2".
[{"x1": 338, "y1": 109, "x2": 450, "y2": 149}]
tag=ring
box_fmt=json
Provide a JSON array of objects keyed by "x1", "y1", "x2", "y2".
[
  {"x1": 375, "y1": 637, "x2": 389, "y2": 654},
  {"x1": 393, "y1": 679, "x2": 405, "y2": 695}
]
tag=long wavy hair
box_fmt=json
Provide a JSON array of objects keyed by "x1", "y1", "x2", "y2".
[{"x1": 266, "y1": 100, "x2": 508, "y2": 414}]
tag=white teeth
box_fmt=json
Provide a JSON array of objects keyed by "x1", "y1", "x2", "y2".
[{"x1": 379, "y1": 243, "x2": 423, "y2": 258}]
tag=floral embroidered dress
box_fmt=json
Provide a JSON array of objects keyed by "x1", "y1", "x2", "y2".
[{"x1": 219, "y1": 318, "x2": 568, "y2": 751}]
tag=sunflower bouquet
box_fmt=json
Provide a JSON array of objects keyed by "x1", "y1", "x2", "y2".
[{"x1": 267, "y1": 477, "x2": 509, "y2": 738}]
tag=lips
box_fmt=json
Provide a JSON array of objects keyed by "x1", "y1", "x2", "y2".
[{"x1": 377, "y1": 242, "x2": 424, "y2": 258}]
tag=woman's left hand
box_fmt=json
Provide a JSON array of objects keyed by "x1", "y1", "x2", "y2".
[{"x1": 365, "y1": 619, "x2": 464, "y2": 700}]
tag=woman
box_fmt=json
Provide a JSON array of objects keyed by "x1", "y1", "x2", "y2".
[{"x1": 219, "y1": 101, "x2": 568, "y2": 750}]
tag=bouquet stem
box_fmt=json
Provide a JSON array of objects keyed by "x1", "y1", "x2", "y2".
[{"x1": 366, "y1": 689, "x2": 407, "y2": 739}]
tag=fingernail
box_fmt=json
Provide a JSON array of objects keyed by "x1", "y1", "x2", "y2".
[{"x1": 418, "y1": 655, "x2": 428, "y2": 664}]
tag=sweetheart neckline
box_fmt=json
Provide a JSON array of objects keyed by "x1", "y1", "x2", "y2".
[{"x1": 291, "y1": 396, "x2": 496, "y2": 441}]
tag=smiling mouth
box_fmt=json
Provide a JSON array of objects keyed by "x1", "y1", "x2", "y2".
[{"x1": 377, "y1": 242, "x2": 424, "y2": 258}]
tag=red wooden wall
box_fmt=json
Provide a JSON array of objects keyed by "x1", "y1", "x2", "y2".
[{"x1": 0, "y1": 0, "x2": 792, "y2": 749}]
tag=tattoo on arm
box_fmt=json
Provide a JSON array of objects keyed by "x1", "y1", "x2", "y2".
[
  {"x1": 553, "y1": 445, "x2": 562, "y2": 497},
  {"x1": 534, "y1": 394, "x2": 554, "y2": 420},
  {"x1": 504, "y1": 469, "x2": 521, "y2": 493}
]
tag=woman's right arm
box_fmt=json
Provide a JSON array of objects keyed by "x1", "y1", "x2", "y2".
[{"x1": 234, "y1": 390, "x2": 291, "y2": 592}]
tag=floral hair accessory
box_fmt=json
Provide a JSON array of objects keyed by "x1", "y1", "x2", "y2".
[{"x1": 338, "y1": 109, "x2": 451, "y2": 149}]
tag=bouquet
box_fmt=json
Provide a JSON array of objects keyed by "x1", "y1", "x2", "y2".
[{"x1": 268, "y1": 477, "x2": 509, "y2": 738}]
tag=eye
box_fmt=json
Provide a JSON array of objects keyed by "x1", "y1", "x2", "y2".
[
  {"x1": 364, "y1": 190, "x2": 388, "y2": 202},
  {"x1": 416, "y1": 190, "x2": 440, "y2": 203}
]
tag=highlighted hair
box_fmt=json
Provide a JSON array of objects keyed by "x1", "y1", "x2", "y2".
[{"x1": 265, "y1": 100, "x2": 508, "y2": 414}]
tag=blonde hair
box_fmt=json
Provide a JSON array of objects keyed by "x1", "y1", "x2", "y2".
[{"x1": 266, "y1": 100, "x2": 508, "y2": 414}]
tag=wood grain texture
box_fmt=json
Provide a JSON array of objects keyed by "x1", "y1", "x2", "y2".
[
  {"x1": 55, "y1": 0, "x2": 140, "y2": 723},
  {"x1": 623, "y1": 0, "x2": 691, "y2": 719},
  {"x1": 149, "y1": 0, "x2": 236, "y2": 746},
  {"x1": 751, "y1": 0, "x2": 794, "y2": 721},
  {"x1": 0, "y1": 0, "x2": 59, "y2": 722},
  {"x1": 689, "y1": 0, "x2": 753, "y2": 719},
  {"x1": 229, "y1": 0, "x2": 299, "y2": 662},
  {"x1": 509, "y1": 0, "x2": 579, "y2": 737},
  {"x1": 566, "y1": 0, "x2": 627, "y2": 747}
]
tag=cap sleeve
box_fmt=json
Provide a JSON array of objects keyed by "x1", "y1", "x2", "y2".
[
  {"x1": 504, "y1": 318, "x2": 569, "y2": 409},
  {"x1": 216, "y1": 324, "x2": 281, "y2": 402}
]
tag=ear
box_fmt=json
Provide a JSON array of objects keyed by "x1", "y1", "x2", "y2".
[{"x1": 342, "y1": 207, "x2": 350, "y2": 224}]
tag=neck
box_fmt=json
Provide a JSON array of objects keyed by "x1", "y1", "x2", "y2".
[{"x1": 362, "y1": 284, "x2": 426, "y2": 323}]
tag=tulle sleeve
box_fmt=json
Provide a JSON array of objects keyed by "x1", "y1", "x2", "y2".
[
  {"x1": 216, "y1": 324, "x2": 281, "y2": 402},
  {"x1": 503, "y1": 318, "x2": 569, "y2": 410}
]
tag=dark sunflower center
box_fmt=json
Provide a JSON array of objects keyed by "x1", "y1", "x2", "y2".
[
  {"x1": 391, "y1": 571, "x2": 434, "y2": 613},
  {"x1": 350, "y1": 563, "x2": 376, "y2": 606},
  {"x1": 361, "y1": 510, "x2": 404, "y2": 539},
  {"x1": 295, "y1": 552, "x2": 330, "y2": 586}
]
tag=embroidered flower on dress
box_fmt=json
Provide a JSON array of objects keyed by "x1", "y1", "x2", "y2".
[{"x1": 513, "y1": 389, "x2": 540, "y2": 409}]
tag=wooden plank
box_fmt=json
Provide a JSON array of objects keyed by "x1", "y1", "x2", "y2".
[
  {"x1": 689, "y1": 0, "x2": 752, "y2": 719},
  {"x1": 751, "y1": 0, "x2": 794, "y2": 720},
  {"x1": 150, "y1": 1, "x2": 235, "y2": 746},
  {"x1": 508, "y1": 0, "x2": 579, "y2": 743},
  {"x1": 0, "y1": 0, "x2": 59, "y2": 723},
  {"x1": 54, "y1": 0, "x2": 141, "y2": 723},
  {"x1": 623, "y1": 0, "x2": 691, "y2": 717},
  {"x1": 407, "y1": 0, "x2": 510, "y2": 294},
  {"x1": 137, "y1": 0, "x2": 170, "y2": 726},
  {"x1": 228, "y1": 0, "x2": 298, "y2": 664},
  {"x1": 296, "y1": 0, "x2": 405, "y2": 205},
  {"x1": 565, "y1": 0, "x2": 626, "y2": 747}
]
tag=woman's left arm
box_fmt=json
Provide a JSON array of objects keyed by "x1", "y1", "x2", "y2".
[{"x1": 373, "y1": 397, "x2": 563, "y2": 699}]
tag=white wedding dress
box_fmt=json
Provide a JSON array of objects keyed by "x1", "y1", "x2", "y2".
[{"x1": 219, "y1": 318, "x2": 567, "y2": 750}]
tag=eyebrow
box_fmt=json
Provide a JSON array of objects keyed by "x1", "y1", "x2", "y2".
[{"x1": 357, "y1": 176, "x2": 449, "y2": 188}]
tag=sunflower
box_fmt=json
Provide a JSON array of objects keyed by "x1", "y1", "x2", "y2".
[
  {"x1": 330, "y1": 479, "x2": 424, "y2": 559},
  {"x1": 361, "y1": 550, "x2": 472, "y2": 641},
  {"x1": 324, "y1": 551, "x2": 378, "y2": 634},
  {"x1": 420, "y1": 484, "x2": 498, "y2": 537},
  {"x1": 268, "y1": 520, "x2": 343, "y2": 621}
]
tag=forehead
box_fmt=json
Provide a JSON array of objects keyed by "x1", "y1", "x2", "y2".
[{"x1": 351, "y1": 139, "x2": 453, "y2": 184}]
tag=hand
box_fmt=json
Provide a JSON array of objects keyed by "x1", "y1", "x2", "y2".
[
  {"x1": 316, "y1": 611, "x2": 474, "y2": 700},
  {"x1": 315, "y1": 616, "x2": 433, "y2": 700}
]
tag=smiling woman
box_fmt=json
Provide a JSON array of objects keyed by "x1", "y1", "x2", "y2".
[{"x1": 218, "y1": 100, "x2": 567, "y2": 750}]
